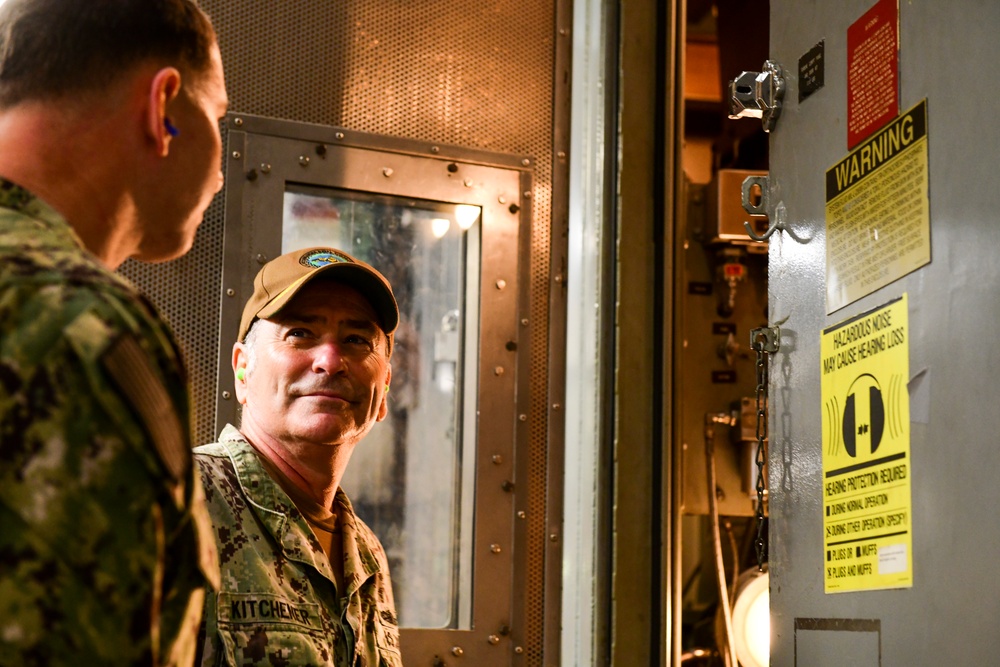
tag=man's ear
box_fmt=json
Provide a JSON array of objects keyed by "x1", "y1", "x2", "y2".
[
  {"x1": 146, "y1": 67, "x2": 182, "y2": 157},
  {"x1": 377, "y1": 365, "x2": 392, "y2": 422},
  {"x1": 233, "y1": 342, "x2": 249, "y2": 405}
]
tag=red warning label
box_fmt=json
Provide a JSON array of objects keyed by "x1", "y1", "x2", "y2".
[{"x1": 847, "y1": 0, "x2": 899, "y2": 149}]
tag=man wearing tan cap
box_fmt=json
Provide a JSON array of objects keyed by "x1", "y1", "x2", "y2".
[{"x1": 193, "y1": 247, "x2": 403, "y2": 666}]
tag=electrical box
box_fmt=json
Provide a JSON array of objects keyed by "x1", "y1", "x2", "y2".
[{"x1": 706, "y1": 169, "x2": 769, "y2": 248}]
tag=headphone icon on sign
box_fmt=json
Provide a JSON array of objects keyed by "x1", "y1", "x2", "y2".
[{"x1": 842, "y1": 373, "x2": 885, "y2": 458}]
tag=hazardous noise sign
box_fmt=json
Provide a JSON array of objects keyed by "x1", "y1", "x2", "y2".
[{"x1": 821, "y1": 295, "x2": 912, "y2": 593}]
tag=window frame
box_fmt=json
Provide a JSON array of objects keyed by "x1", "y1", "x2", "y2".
[{"x1": 217, "y1": 113, "x2": 532, "y2": 663}]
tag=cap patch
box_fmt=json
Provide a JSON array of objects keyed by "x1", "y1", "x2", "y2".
[{"x1": 299, "y1": 249, "x2": 353, "y2": 268}]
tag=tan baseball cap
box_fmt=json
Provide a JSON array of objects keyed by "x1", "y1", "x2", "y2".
[{"x1": 238, "y1": 247, "x2": 399, "y2": 342}]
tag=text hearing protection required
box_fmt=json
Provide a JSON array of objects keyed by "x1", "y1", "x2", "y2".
[{"x1": 820, "y1": 294, "x2": 912, "y2": 593}]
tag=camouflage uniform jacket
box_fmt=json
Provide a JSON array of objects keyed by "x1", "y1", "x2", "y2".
[
  {"x1": 193, "y1": 425, "x2": 403, "y2": 666},
  {"x1": 0, "y1": 179, "x2": 220, "y2": 666}
]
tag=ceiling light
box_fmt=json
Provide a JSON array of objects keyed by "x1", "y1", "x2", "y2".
[
  {"x1": 455, "y1": 204, "x2": 480, "y2": 230},
  {"x1": 431, "y1": 217, "x2": 451, "y2": 239}
]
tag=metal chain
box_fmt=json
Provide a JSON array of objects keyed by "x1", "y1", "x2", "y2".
[{"x1": 750, "y1": 326, "x2": 778, "y2": 571}]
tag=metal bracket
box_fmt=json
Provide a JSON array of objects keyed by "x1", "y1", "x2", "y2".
[
  {"x1": 728, "y1": 60, "x2": 786, "y2": 133},
  {"x1": 741, "y1": 175, "x2": 782, "y2": 242},
  {"x1": 749, "y1": 326, "x2": 780, "y2": 354}
]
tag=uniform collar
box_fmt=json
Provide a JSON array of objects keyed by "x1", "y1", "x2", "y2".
[
  {"x1": 0, "y1": 178, "x2": 89, "y2": 253},
  {"x1": 217, "y1": 424, "x2": 382, "y2": 591}
]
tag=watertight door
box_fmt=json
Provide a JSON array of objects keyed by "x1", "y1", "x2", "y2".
[{"x1": 765, "y1": 2, "x2": 1000, "y2": 664}]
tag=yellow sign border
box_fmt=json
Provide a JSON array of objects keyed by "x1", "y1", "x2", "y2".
[
  {"x1": 825, "y1": 100, "x2": 930, "y2": 314},
  {"x1": 820, "y1": 294, "x2": 912, "y2": 593}
]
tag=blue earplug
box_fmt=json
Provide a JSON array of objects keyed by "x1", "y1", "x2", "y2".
[{"x1": 164, "y1": 119, "x2": 180, "y2": 137}]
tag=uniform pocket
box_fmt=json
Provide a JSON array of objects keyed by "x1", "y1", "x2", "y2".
[
  {"x1": 374, "y1": 615, "x2": 402, "y2": 666},
  {"x1": 378, "y1": 646, "x2": 404, "y2": 667},
  {"x1": 217, "y1": 625, "x2": 333, "y2": 666}
]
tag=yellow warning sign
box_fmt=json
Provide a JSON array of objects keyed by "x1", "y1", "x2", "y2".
[
  {"x1": 825, "y1": 100, "x2": 930, "y2": 313},
  {"x1": 821, "y1": 294, "x2": 912, "y2": 593}
]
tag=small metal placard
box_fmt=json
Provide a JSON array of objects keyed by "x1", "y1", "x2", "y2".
[{"x1": 799, "y1": 40, "x2": 825, "y2": 103}]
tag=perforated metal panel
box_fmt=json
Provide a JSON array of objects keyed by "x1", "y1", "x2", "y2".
[{"x1": 119, "y1": 1, "x2": 562, "y2": 664}]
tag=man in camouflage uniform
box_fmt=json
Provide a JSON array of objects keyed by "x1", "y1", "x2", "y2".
[
  {"x1": 0, "y1": 0, "x2": 228, "y2": 664},
  {"x1": 194, "y1": 248, "x2": 403, "y2": 666}
]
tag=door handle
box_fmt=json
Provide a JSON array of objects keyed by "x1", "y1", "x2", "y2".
[{"x1": 729, "y1": 60, "x2": 786, "y2": 133}]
